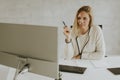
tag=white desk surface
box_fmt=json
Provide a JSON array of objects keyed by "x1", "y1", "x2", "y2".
[
  {"x1": 6, "y1": 56, "x2": 120, "y2": 80},
  {"x1": 59, "y1": 56, "x2": 120, "y2": 80}
]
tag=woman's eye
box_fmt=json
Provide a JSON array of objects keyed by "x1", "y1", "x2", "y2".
[
  {"x1": 77, "y1": 17, "x2": 81, "y2": 20},
  {"x1": 83, "y1": 17, "x2": 87, "y2": 20}
]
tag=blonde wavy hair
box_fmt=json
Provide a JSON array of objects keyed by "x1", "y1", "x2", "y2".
[{"x1": 72, "y1": 6, "x2": 93, "y2": 37}]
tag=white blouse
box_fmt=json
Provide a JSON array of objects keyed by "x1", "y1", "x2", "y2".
[{"x1": 65, "y1": 25, "x2": 105, "y2": 60}]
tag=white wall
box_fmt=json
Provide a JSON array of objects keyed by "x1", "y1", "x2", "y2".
[
  {"x1": 0, "y1": 0, "x2": 120, "y2": 56},
  {"x1": 0, "y1": 0, "x2": 120, "y2": 80}
]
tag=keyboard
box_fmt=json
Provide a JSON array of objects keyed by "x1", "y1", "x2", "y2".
[
  {"x1": 107, "y1": 67, "x2": 120, "y2": 75},
  {"x1": 59, "y1": 64, "x2": 87, "y2": 74}
]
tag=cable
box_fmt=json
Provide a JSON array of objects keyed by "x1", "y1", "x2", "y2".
[
  {"x1": 13, "y1": 57, "x2": 21, "y2": 80},
  {"x1": 13, "y1": 57, "x2": 29, "y2": 80}
]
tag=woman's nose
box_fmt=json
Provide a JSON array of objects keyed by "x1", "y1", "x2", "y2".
[
  {"x1": 78, "y1": 19, "x2": 83, "y2": 24},
  {"x1": 80, "y1": 19, "x2": 84, "y2": 23}
]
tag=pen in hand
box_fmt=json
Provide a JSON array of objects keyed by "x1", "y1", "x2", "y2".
[
  {"x1": 63, "y1": 21, "x2": 70, "y2": 33},
  {"x1": 63, "y1": 21, "x2": 66, "y2": 27}
]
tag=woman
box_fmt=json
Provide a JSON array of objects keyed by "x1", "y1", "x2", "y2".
[{"x1": 63, "y1": 6, "x2": 105, "y2": 60}]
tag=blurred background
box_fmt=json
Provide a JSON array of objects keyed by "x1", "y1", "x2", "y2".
[{"x1": 0, "y1": 0, "x2": 120, "y2": 80}]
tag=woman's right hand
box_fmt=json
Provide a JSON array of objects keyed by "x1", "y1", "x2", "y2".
[{"x1": 63, "y1": 26, "x2": 71, "y2": 38}]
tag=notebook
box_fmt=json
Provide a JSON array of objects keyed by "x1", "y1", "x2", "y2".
[{"x1": 59, "y1": 64, "x2": 87, "y2": 74}]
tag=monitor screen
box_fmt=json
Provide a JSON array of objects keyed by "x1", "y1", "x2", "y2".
[{"x1": 0, "y1": 23, "x2": 59, "y2": 79}]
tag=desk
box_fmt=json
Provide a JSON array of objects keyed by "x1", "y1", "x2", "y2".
[
  {"x1": 59, "y1": 56, "x2": 120, "y2": 80},
  {"x1": 6, "y1": 56, "x2": 120, "y2": 80}
]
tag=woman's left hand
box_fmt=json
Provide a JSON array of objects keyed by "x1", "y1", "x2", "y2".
[{"x1": 72, "y1": 54, "x2": 81, "y2": 59}]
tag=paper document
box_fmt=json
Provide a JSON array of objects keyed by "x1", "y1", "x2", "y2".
[{"x1": 90, "y1": 59, "x2": 109, "y2": 68}]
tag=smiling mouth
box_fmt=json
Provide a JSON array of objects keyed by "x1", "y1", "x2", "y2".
[{"x1": 79, "y1": 23, "x2": 84, "y2": 26}]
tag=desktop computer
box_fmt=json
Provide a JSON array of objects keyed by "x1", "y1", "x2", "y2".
[{"x1": 0, "y1": 23, "x2": 59, "y2": 79}]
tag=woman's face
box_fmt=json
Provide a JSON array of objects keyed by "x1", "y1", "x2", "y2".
[{"x1": 77, "y1": 11, "x2": 90, "y2": 30}]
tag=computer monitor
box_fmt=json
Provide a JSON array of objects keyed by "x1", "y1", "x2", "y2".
[{"x1": 0, "y1": 23, "x2": 59, "y2": 79}]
